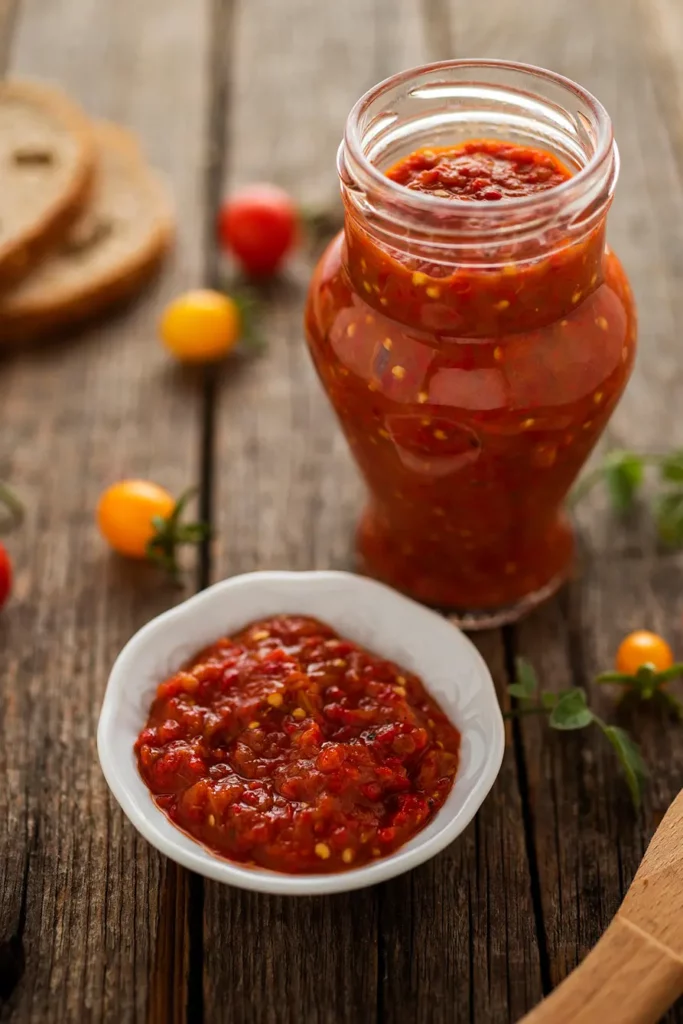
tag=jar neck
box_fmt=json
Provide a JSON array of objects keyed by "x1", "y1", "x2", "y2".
[{"x1": 337, "y1": 61, "x2": 618, "y2": 330}]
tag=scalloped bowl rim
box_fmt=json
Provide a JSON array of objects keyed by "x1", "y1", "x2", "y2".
[{"x1": 97, "y1": 570, "x2": 504, "y2": 895}]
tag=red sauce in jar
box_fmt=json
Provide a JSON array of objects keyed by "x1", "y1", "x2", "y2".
[
  {"x1": 385, "y1": 140, "x2": 570, "y2": 200},
  {"x1": 305, "y1": 139, "x2": 636, "y2": 612},
  {"x1": 135, "y1": 616, "x2": 460, "y2": 873}
]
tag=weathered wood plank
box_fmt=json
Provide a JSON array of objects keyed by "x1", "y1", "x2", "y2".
[
  {"x1": 0, "y1": 0, "x2": 18, "y2": 73},
  {"x1": 454, "y1": 1, "x2": 683, "y2": 1019},
  {"x1": 204, "y1": 2, "x2": 377, "y2": 1018},
  {"x1": 379, "y1": 635, "x2": 543, "y2": 1024},
  {"x1": 373, "y1": 7, "x2": 543, "y2": 1022},
  {"x1": 206, "y1": 2, "x2": 541, "y2": 1022},
  {"x1": 0, "y1": 0, "x2": 210, "y2": 1020}
]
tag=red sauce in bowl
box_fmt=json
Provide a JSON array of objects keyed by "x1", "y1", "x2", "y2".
[{"x1": 135, "y1": 616, "x2": 461, "y2": 874}]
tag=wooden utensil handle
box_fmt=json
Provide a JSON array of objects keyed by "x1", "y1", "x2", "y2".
[{"x1": 520, "y1": 916, "x2": 683, "y2": 1024}]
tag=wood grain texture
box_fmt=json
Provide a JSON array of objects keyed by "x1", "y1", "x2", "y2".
[
  {"x1": 455, "y1": 1, "x2": 683, "y2": 1020},
  {"x1": 522, "y1": 918, "x2": 683, "y2": 1024},
  {"x1": 2, "y1": 0, "x2": 683, "y2": 1021},
  {"x1": 0, "y1": 0, "x2": 210, "y2": 1020},
  {"x1": 0, "y1": 0, "x2": 18, "y2": 74},
  {"x1": 378, "y1": 634, "x2": 543, "y2": 1024},
  {"x1": 206, "y1": 2, "x2": 540, "y2": 1022},
  {"x1": 204, "y1": 3, "x2": 377, "y2": 1021},
  {"x1": 523, "y1": 792, "x2": 683, "y2": 1024}
]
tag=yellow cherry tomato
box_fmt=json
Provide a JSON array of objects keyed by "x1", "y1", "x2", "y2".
[
  {"x1": 615, "y1": 630, "x2": 674, "y2": 675},
  {"x1": 97, "y1": 480, "x2": 175, "y2": 559},
  {"x1": 160, "y1": 289, "x2": 241, "y2": 362}
]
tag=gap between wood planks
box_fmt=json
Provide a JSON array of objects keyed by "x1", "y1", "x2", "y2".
[
  {"x1": 0, "y1": 0, "x2": 29, "y2": 1009},
  {"x1": 156, "y1": 0, "x2": 553, "y2": 1020},
  {"x1": 178, "y1": 0, "x2": 236, "y2": 1021},
  {"x1": 0, "y1": 0, "x2": 553, "y2": 1017},
  {"x1": 182, "y1": 5, "x2": 552, "y2": 1024}
]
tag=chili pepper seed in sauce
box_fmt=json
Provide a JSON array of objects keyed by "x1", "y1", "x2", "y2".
[
  {"x1": 385, "y1": 140, "x2": 570, "y2": 200},
  {"x1": 135, "y1": 616, "x2": 461, "y2": 873},
  {"x1": 305, "y1": 136, "x2": 636, "y2": 612}
]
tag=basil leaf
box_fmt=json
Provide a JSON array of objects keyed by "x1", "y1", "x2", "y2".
[
  {"x1": 510, "y1": 657, "x2": 538, "y2": 700},
  {"x1": 656, "y1": 491, "x2": 683, "y2": 546},
  {"x1": 548, "y1": 688, "x2": 594, "y2": 730},
  {"x1": 601, "y1": 725, "x2": 647, "y2": 809},
  {"x1": 541, "y1": 691, "x2": 559, "y2": 710},
  {"x1": 507, "y1": 684, "x2": 534, "y2": 700},
  {"x1": 660, "y1": 450, "x2": 683, "y2": 483},
  {"x1": 603, "y1": 451, "x2": 644, "y2": 513}
]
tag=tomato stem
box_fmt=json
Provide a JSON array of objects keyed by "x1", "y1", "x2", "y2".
[
  {"x1": 145, "y1": 486, "x2": 211, "y2": 583},
  {"x1": 0, "y1": 482, "x2": 24, "y2": 535}
]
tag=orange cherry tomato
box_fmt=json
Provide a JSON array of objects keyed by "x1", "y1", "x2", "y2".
[
  {"x1": 615, "y1": 630, "x2": 674, "y2": 674},
  {"x1": 97, "y1": 480, "x2": 175, "y2": 559},
  {"x1": 160, "y1": 290, "x2": 241, "y2": 362}
]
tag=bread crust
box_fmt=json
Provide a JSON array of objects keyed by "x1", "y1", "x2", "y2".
[
  {"x1": 0, "y1": 121, "x2": 175, "y2": 343},
  {"x1": 0, "y1": 80, "x2": 96, "y2": 289}
]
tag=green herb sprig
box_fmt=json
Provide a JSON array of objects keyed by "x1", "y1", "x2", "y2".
[
  {"x1": 571, "y1": 448, "x2": 683, "y2": 544},
  {"x1": 145, "y1": 486, "x2": 211, "y2": 584},
  {"x1": 507, "y1": 658, "x2": 647, "y2": 809},
  {"x1": 596, "y1": 662, "x2": 683, "y2": 720}
]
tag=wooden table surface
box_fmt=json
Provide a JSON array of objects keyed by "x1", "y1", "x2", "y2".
[{"x1": 2, "y1": 0, "x2": 683, "y2": 1021}]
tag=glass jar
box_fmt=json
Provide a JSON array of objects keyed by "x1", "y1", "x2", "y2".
[{"x1": 305, "y1": 60, "x2": 636, "y2": 628}]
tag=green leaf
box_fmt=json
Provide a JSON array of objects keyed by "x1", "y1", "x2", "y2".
[
  {"x1": 143, "y1": 485, "x2": 208, "y2": 583},
  {"x1": 548, "y1": 688, "x2": 594, "y2": 730},
  {"x1": 176, "y1": 524, "x2": 211, "y2": 544},
  {"x1": 511, "y1": 658, "x2": 538, "y2": 699},
  {"x1": 656, "y1": 491, "x2": 683, "y2": 546},
  {"x1": 660, "y1": 450, "x2": 683, "y2": 483},
  {"x1": 170, "y1": 486, "x2": 199, "y2": 524},
  {"x1": 595, "y1": 671, "x2": 637, "y2": 685},
  {"x1": 603, "y1": 451, "x2": 644, "y2": 513},
  {"x1": 653, "y1": 663, "x2": 683, "y2": 683},
  {"x1": 541, "y1": 691, "x2": 559, "y2": 710},
  {"x1": 507, "y1": 684, "x2": 534, "y2": 700},
  {"x1": 600, "y1": 725, "x2": 647, "y2": 809}
]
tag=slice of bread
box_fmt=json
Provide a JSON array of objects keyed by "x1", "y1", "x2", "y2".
[
  {"x1": 0, "y1": 121, "x2": 174, "y2": 342},
  {"x1": 0, "y1": 80, "x2": 95, "y2": 288}
]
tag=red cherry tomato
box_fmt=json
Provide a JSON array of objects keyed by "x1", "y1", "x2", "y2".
[
  {"x1": 218, "y1": 184, "x2": 298, "y2": 276},
  {"x1": 0, "y1": 542, "x2": 12, "y2": 609}
]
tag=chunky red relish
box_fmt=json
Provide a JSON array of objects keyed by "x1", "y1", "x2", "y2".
[
  {"x1": 385, "y1": 139, "x2": 570, "y2": 200},
  {"x1": 135, "y1": 615, "x2": 460, "y2": 873}
]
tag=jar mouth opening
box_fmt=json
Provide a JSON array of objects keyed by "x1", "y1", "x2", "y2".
[{"x1": 342, "y1": 59, "x2": 615, "y2": 221}]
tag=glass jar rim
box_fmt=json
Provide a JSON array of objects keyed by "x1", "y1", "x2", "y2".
[{"x1": 341, "y1": 58, "x2": 615, "y2": 224}]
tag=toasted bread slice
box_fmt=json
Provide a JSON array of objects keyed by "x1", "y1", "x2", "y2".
[
  {"x1": 0, "y1": 80, "x2": 95, "y2": 288},
  {"x1": 0, "y1": 122, "x2": 174, "y2": 342}
]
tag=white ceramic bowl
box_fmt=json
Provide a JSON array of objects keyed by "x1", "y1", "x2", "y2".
[{"x1": 97, "y1": 570, "x2": 504, "y2": 895}]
